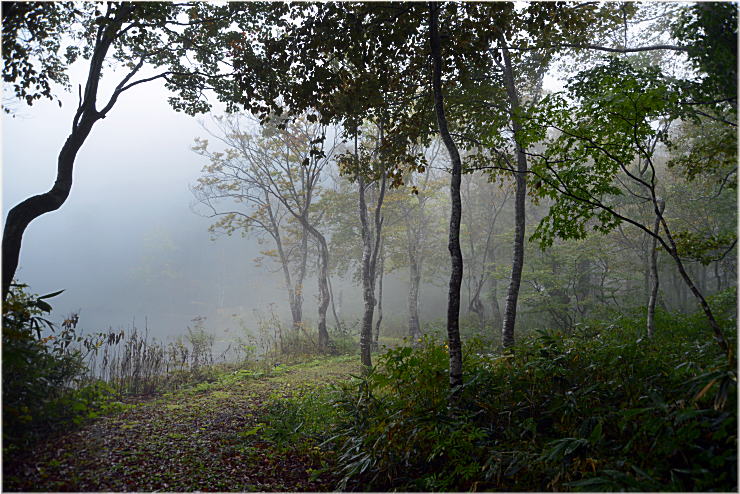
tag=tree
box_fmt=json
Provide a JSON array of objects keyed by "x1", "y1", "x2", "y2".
[
  {"x1": 342, "y1": 125, "x2": 388, "y2": 368},
  {"x1": 457, "y1": 2, "x2": 629, "y2": 347},
  {"x1": 529, "y1": 56, "x2": 735, "y2": 361},
  {"x1": 2, "y1": 2, "x2": 248, "y2": 300}
]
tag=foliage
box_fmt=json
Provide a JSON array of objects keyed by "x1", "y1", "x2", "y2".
[
  {"x1": 2, "y1": 2, "x2": 250, "y2": 115},
  {"x1": 672, "y1": 2, "x2": 738, "y2": 107},
  {"x1": 530, "y1": 57, "x2": 677, "y2": 247},
  {"x1": 327, "y1": 308, "x2": 737, "y2": 491}
]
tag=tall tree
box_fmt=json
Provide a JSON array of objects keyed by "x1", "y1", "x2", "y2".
[
  {"x1": 350, "y1": 126, "x2": 388, "y2": 368},
  {"x1": 429, "y1": 2, "x2": 464, "y2": 390}
]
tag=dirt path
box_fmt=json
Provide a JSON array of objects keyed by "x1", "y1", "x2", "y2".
[{"x1": 4, "y1": 356, "x2": 359, "y2": 492}]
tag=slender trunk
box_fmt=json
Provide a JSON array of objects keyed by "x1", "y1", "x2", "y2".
[
  {"x1": 646, "y1": 199, "x2": 664, "y2": 338},
  {"x1": 295, "y1": 225, "x2": 308, "y2": 328},
  {"x1": 359, "y1": 173, "x2": 375, "y2": 367},
  {"x1": 489, "y1": 277, "x2": 503, "y2": 332},
  {"x1": 316, "y1": 240, "x2": 330, "y2": 351},
  {"x1": 656, "y1": 211, "x2": 732, "y2": 363},
  {"x1": 643, "y1": 235, "x2": 651, "y2": 302},
  {"x1": 358, "y1": 123, "x2": 387, "y2": 368},
  {"x1": 430, "y1": 2, "x2": 463, "y2": 391},
  {"x1": 373, "y1": 242, "x2": 384, "y2": 350},
  {"x1": 500, "y1": 38, "x2": 527, "y2": 349},
  {"x1": 301, "y1": 221, "x2": 330, "y2": 351},
  {"x1": 327, "y1": 274, "x2": 343, "y2": 332},
  {"x1": 268, "y1": 194, "x2": 302, "y2": 331}
]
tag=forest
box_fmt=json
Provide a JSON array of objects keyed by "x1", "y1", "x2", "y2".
[{"x1": 2, "y1": 1, "x2": 737, "y2": 492}]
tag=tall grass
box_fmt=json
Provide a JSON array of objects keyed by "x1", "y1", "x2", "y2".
[{"x1": 77, "y1": 318, "x2": 250, "y2": 396}]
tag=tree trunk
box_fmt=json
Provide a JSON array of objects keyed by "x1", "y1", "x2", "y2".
[
  {"x1": 646, "y1": 199, "x2": 664, "y2": 338},
  {"x1": 500, "y1": 38, "x2": 528, "y2": 349},
  {"x1": 327, "y1": 274, "x2": 343, "y2": 332},
  {"x1": 268, "y1": 194, "x2": 303, "y2": 331},
  {"x1": 316, "y1": 240, "x2": 331, "y2": 351},
  {"x1": 373, "y1": 242, "x2": 384, "y2": 350},
  {"x1": 301, "y1": 221, "x2": 330, "y2": 351},
  {"x1": 489, "y1": 277, "x2": 503, "y2": 333},
  {"x1": 295, "y1": 224, "x2": 308, "y2": 328},
  {"x1": 3, "y1": 133, "x2": 87, "y2": 299},
  {"x1": 430, "y1": 2, "x2": 463, "y2": 391},
  {"x1": 655, "y1": 209, "x2": 732, "y2": 363},
  {"x1": 359, "y1": 173, "x2": 376, "y2": 368}
]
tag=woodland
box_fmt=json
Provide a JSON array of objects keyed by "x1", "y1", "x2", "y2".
[{"x1": 2, "y1": 2, "x2": 737, "y2": 492}]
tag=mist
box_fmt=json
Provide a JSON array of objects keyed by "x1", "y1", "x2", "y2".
[{"x1": 2, "y1": 69, "x2": 449, "y2": 348}]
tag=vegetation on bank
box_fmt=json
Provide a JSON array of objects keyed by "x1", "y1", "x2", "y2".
[{"x1": 3, "y1": 282, "x2": 736, "y2": 492}]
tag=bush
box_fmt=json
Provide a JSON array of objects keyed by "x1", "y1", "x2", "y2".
[
  {"x1": 327, "y1": 309, "x2": 737, "y2": 491},
  {"x1": 2, "y1": 284, "x2": 121, "y2": 452}
]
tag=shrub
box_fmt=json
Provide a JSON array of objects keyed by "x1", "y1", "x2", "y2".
[
  {"x1": 2, "y1": 284, "x2": 120, "y2": 452},
  {"x1": 327, "y1": 309, "x2": 737, "y2": 491}
]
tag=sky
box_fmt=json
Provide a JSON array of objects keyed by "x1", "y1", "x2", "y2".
[{"x1": 2, "y1": 61, "x2": 448, "y2": 346}]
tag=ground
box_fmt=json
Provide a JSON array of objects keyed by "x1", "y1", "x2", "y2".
[{"x1": 3, "y1": 355, "x2": 359, "y2": 492}]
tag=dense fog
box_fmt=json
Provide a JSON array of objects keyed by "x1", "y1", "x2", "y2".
[{"x1": 2, "y1": 74, "x2": 449, "y2": 347}]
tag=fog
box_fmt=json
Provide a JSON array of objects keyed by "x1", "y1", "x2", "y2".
[{"x1": 2, "y1": 64, "x2": 448, "y2": 347}]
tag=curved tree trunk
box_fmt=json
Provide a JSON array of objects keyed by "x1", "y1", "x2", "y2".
[
  {"x1": 2, "y1": 5, "x2": 133, "y2": 300},
  {"x1": 4, "y1": 133, "x2": 88, "y2": 299},
  {"x1": 430, "y1": 2, "x2": 463, "y2": 391},
  {"x1": 499, "y1": 38, "x2": 528, "y2": 349}
]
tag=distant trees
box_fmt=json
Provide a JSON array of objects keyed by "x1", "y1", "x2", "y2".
[{"x1": 461, "y1": 174, "x2": 511, "y2": 332}]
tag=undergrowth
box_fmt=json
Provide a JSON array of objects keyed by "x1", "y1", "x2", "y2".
[{"x1": 264, "y1": 291, "x2": 737, "y2": 491}]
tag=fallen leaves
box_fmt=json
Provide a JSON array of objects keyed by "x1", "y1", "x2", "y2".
[{"x1": 4, "y1": 356, "x2": 359, "y2": 492}]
